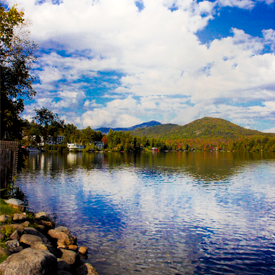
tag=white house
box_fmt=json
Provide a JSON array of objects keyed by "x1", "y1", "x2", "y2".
[{"x1": 67, "y1": 143, "x2": 85, "y2": 151}]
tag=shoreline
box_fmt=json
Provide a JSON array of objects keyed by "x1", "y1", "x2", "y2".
[{"x1": 0, "y1": 198, "x2": 99, "y2": 275}]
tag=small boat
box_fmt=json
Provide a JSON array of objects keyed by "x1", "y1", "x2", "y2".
[{"x1": 26, "y1": 146, "x2": 40, "y2": 153}]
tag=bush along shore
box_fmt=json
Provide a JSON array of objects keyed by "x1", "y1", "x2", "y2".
[{"x1": 0, "y1": 198, "x2": 99, "y2": 275}]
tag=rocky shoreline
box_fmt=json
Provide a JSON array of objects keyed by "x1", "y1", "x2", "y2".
[{"x1": 0, "y1": 198, "x2": 99, "y2": 275}]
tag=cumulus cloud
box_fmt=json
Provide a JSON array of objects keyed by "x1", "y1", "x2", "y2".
[
  {"x1": 82, "y1": 110, "x2": 142, "y2": 129},
  {"x1": 217, "y1": 0, "x2": 275, "y2": 9},
  {"x1": 6, "y1": 0, "x2": 274, "y2": 131},
  {"x1": 263, "y1": 127, "x2": 275, "y2": 133}
]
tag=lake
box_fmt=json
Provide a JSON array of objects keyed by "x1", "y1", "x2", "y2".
[{"x1": 15, "y1": 151, "x2": 275, "y2": 275}]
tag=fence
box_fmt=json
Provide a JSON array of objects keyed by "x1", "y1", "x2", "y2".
[{"x1": 0, "y1": 141, "x2": 19, "y2": 188}]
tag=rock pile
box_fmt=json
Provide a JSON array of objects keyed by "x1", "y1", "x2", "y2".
[{"x1": 0, "y1": 209, "x2": 99, "y2": 275}]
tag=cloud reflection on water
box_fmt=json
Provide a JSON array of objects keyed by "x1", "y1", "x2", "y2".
[{"x1": 17, "y1": 152, "x2": 275, "y2": 274}]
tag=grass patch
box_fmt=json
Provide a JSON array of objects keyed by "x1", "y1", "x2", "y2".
[
  {"x1": 26, "y1": 211, "x2": 35, "y2": 221},
  {"x1": 0, "y1": 254, "x2": 8, "y2": 264},
  {"x1": 0, "y1": 225, "x2": 16, "y2": 242},
  {"x1": 0, "y1": 199, "x2": 21, "y2": 216}
]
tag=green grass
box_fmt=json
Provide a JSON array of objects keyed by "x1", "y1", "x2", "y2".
[
  {"x1": 0, "y1": 199, "x2": 21, "y2": 216},
  {"x1": 0, "y1": 254, "x2": 8, "y2": 265},
  {"x1": 0, "y1": 199, "x2": 40, "y2": 265},
  {"x1": 0, "y1": 200, "x2": 21, "y2": 264}
]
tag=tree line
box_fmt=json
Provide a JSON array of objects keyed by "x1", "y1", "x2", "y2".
[{"x1": 22, "y1": 107, "x2": 275, "y2": 153}]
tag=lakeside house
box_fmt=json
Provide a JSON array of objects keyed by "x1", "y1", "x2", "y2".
[
  {"x1": 94, "y1": 141, "x2": 104, "y2": 150},
  {"x1": 23, "y1": 135, "x2": 65, "y2": 146},
  {"x1": 67, "y1": 143, "x2": 85, "y2": 151},
  {"x1": 56, "y1": 135, "x2": 65, "y2": 144},
  {"x1": 46, "y1": 135, "x2": 65, "y2": 145},
  {"x1": 89, "y1": 141, "x2": 105, "y2": 150}
]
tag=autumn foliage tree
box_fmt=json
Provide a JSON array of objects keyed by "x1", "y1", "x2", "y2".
[{"x1": 0, "y1": 4, "x2": 37, "y2": 140}]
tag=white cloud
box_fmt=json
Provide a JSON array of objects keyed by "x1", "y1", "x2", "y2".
[
  {"x1": 82, "y1": 109, "x2": 142, "y2": 129},
  {"x1": 263, "y1": 29, "x2": 275, "y2": 51},
  {"x1": 217, "y1": 0, "x2": 275, "y2": 9},
  {"x1": 263, "y1": 127, "x2": 275, "y2": 133},
  {"x1": 83, "y1": 99, "x2": 102, "y2": 109},
  {"x1": 217, "y1": 0, "x2": 255, "y2": 9},
  {"x1": 6, "y1": 0, "x2": 274, "y2": 130}
]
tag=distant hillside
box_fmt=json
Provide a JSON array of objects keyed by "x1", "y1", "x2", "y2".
[
  {"x1": 96, "y1": 120, "x2": 161, "y2": 134},
  {"x1": 131, "y1": 123, "x2": 179, "y2": 137},
  {"x1": 132, "y1": 117, "x2": 273, "y2": 140}
]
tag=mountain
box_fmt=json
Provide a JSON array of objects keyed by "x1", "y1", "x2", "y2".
[
  {"x1": 96, "y1": 120, "x2": 162, "y2": 134},
  {"x1": 131, "y1": 117, "x2": 273, "y2": 140},
  {"x1": 130, "y1": 123, "x2": 179, "y2": 137}
]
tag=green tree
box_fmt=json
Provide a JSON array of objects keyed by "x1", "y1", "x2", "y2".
[
  {"x1": 33, "y1": 107, "x2": 64, "y2": 142},
  {"x1": 63, "y1": 123, "x2": 77, "y2": 143},
  {"x1": 0, "y1": 4, "x2": 37, "y2": 140}
]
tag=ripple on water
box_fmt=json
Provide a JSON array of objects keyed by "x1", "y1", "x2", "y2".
[{"x1": 15, "y1": 152, "x2": 275, "y2": 275}]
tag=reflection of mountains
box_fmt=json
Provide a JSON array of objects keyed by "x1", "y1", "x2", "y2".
[{"x1": 25, "y1": 151, "x2": 275, "y2": 182}]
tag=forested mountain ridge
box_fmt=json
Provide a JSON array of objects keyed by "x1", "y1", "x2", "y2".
[
  {"x1": 130, "y1": 123, "x2": 179, "y2": 137},
  {"x1": 131, "y1": 117, "x2": 274, "y2": 139},
  {"x1": 96, "y1": 120, "x2": 161, "y2": 134}
]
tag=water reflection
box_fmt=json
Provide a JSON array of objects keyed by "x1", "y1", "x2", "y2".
[
  {"x1": 22, "y1": 151, "x2": 275, "y2": 182},
  {"x1": 17, "y1": 151, "x2": 275, "y2": 275}
]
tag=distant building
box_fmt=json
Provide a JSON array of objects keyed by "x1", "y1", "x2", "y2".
[
  {"x1": 46, "y1": 136, "x2": 54, "y2": 145},
  {"x1": 67, "y1": 143, "x2": 85, "y2": 151},
  {"x1": 57, "y1": 135, "x2": 65, "y2": 144},
  {"x1": 94, "y1": 141, "x2": 105, "y2": 150}
]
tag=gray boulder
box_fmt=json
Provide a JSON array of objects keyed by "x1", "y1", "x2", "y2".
[
  {"x1": 13, "y1": 213, "x2": 27, "y2": 222},
  {"x1": 22, "y1": 221, "x2": 30, "y2": 227},
  {"x1": 0, "y1": 215, "x2": 10, "y2": 223},
  {"x1": 35, "y1": 212, "x2": 55, "y2": 228},
  {"x1": 78, "y1": 246, "x2": 88, "y2": 255},
  {"x1": 9, "y1": 246, "x2": 23, "y2": 253},
  {"x1": 20, "y1": 234, "x2": 43, "y2": 246},
  {"x1": 31, "y1": 242, "x2": 60, "y2": 257},
  {"x1": 57, "y1": 258, "x2": 73, "y2": 273},
  {"x1": 5, "y1": 240, "x2": 20, "y2": 250},
  {"x1": 55, "y1": 226, "x2": 71, "y2": 235},
  {"x1": 24, "y1": 227, "x2": 50, "y2": 244},
  {"x1": 75, "y1": 263, "x2": 99, "y2": 275},
  {"x1": 60, "y1": 248, "x2": 80, "y2": 266},
  {"x1": 4, "y1": 199, "x2": 25, "y2": 211},
  {"x1": 4, "y1": 198, "x2": 25, "y2": 206},
  {"x1": 0, "y1": 247, "x2": 57, "y2": 275},
  {"x1": 10, "y1": 230, "x2": 20, "y2": 241},
  {"x1": 48, "y1": 229, "x2": 75, "y2": 249},
  {"x1": 35, "y1": 212, "x2": 51, "y2": 221}
]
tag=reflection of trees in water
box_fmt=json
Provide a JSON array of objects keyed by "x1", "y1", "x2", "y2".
[
  {"x1": 137, "y1": 151, "x2": 275, "y2": 182},
  {"x1": 23, "y1": 152, "x2": 275, "y2": 182},
  {"x1": 105, "y1": 151, "x2": 275, "y2": 182}
]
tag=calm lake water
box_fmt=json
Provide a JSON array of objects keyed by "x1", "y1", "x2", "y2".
[{"x1": 16, "y1": 151, "x2": 275, "y2": 275}]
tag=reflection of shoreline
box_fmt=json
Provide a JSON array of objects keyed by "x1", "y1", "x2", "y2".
[
  {"x1": 23, "y1": 151, "x2": 275, "y2": 182},
  {"x1": 16, "y1": 151, "x2": 275, "y2": 275}
]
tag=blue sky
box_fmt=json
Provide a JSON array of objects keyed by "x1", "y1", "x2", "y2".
[{"x1": 6, "y1": 0, "x2": 275, "y2": 132}]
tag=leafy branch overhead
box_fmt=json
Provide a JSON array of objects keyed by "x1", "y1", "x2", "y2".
[{"x1": 0, "y1": 4, "x2": 37, "y2": 140}]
